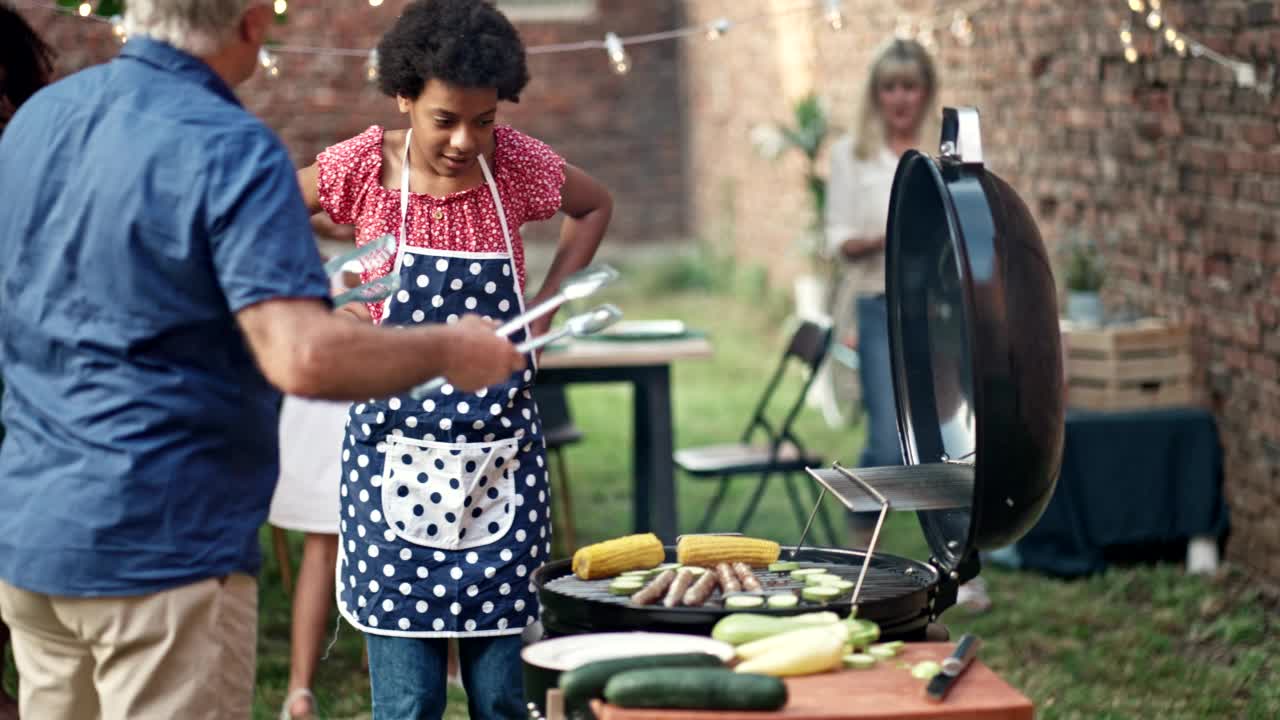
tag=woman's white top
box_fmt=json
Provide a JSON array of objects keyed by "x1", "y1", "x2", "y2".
[
  {"x1": 268, "y1": 396, "x2": 348, "y2": 534},
  {"x1": 825, "y1": 135, "x2": 899, "y2": 296}
]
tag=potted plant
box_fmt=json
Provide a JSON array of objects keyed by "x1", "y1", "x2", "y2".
[
  {"x1": 1062, "y1": 238, "x2": 1106, "y2": 325},
  {"x1": 750, "y1": 93, "x2": 833, "y2": 321}
]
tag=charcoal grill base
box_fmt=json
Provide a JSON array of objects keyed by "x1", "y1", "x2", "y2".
[{"x1": 533, "y1": 547, "x2": 944, "y2": 642}]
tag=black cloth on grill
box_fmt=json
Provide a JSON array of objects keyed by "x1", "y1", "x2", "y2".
[{"x1": 1014, "y1": 407, "x2": 1229, "y2": 577}]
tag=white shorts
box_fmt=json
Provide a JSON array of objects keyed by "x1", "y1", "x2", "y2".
[{"x1": 268, "y1": 396, "x2": 349, "y2": 535}]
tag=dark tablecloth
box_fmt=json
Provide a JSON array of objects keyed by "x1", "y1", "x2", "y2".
[{"x1": 1014, "y1": 407, "x2": 1230, "y2": 577}]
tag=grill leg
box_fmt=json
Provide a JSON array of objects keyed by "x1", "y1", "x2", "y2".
[
  {"x1": 695, "y1": 475, "x2": 731, "y2": 533},
  {"x1": 735, "y1": 471, "x2": 774, "y2": 533}
]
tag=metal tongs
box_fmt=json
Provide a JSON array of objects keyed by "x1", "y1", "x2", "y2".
[
  {"x1": 406, "y1": 264, "x2": 621, "y2": 399},
  {"x1": 800, "y1": 463, "x2": 892, "y2": 617}
]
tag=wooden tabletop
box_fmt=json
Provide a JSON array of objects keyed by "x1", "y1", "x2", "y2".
[
  {"x1": 590, "y1": 643, "x2": 1033, "y2": 720},
  {"x1": 539, "y1": 336, "x2": 714, "y2": 370}
]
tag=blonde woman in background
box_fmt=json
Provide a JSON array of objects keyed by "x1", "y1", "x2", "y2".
[{"x1": 825, "y1": 38, "x2": 989, "y2": 612}]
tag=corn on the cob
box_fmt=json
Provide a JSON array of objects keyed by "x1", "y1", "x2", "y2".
[
  {"x1": 572, "y1": 533, "x2": 664, "y2": 580},
  {"x1": 676, "y1": 535, "x2": 780, "y2": 568}
]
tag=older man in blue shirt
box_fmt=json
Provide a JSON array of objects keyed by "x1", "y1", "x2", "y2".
[{"x1": 0, "y1": 2, "x2": 525, "y2": 717}]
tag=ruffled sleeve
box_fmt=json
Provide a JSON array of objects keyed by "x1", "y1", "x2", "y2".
[
  {"x1": 495, "y1": 126, "x2": 566, "y2": 225},
  {"x1": 315, "y1": 126, "x2": 384, "y2": 225}
]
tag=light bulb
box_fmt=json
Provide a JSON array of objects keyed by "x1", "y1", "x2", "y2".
[
  {"x1": 706, "y1": 18, "x2": 732, "y2": 40},
  {"x1": 1174, "y1": 37, "x2": 1187, "y2": 56},
  {"x1": 366, "y1": 49, "x2": 379, "y2": 83},
  {"x1": 1127, "y1": 0, "x2": 1145, "y2": 12},
  {"x1": 604, "y1": 33, "x2": 630, "y2": 75},
  {"x1": 825, "y1": 0, "x2": 845, "y2": 31},
  {"x1": 1146, "y1": 11, "x2": 1162, "y2": 29},
  {"x1": 110, "y1": 14, "x2": 127, "y2": 43},
  {"x1": 1124, "y1": 46, "x2": 1139, "y2": 64},
  {"x1": 369, "y1": 0, "x2": 385, "y2": 6},
  {"x1": 1164, "y1": 27, "x2": 1177, "y2": 44},
  {"x1": 1119, "y1": 27, "x2": 1133, "y2": 45},
  {"x1": 78, "y1": 2, "x2": 93, "y2": 17},
  {"x1": 258, "y1": 47, "x2": 280, "y2": 78},
  {"x1": 274, "y1": 0, "x2": 287, "y2": 14}
]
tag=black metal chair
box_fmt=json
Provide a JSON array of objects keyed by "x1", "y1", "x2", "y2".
[
  {"x1": 675, "y1": 320, "x2": 839, "y2": 544},
  {"x1": 533, "y1": 383, "x2": 584, "y2": 556}
]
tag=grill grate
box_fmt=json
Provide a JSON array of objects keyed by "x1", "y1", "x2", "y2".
[
  {"x1": 544, "y1": 557, "x2": 932, "y2": 610},
  {"x1": 806, "y1": 463, "x2": 973, "y2": 513}
]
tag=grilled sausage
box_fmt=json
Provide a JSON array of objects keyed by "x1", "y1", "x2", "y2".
[
  {"x1": 662, "y1": 569, "x2": 696, "y2": 608},
  {"x1": 681, "y1": 569, "x2": 720, "y2": 607},
  {"x1": 630, "y1": 569, "x2": 676, "y2": 606},
  {"x1": 733, "y1": 562, "x2": 763, "y2": 592},
  {"x1": 715, "y1": 563, "x2": 742, "y2": 595}
]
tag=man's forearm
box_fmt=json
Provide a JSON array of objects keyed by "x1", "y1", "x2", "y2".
[{"x1": 290, "y1": 317, "x2": 458, "y2": 401}]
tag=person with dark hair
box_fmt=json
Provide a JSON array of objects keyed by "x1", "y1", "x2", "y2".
[
  {"x1": 0, "y1": 7, "x2": 53, "y2": 719},
  {"x1": 293, "y1": 1, "x2": 612, "y2": 717}
]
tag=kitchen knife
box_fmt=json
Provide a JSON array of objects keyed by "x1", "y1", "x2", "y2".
[{"x1": 925, "y1": 634, "x2": 981, "y2": 702}]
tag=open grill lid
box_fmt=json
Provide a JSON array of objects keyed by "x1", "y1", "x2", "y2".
[{"x1": 882, "y1": 107, "x2": 1065, "y2": 575}]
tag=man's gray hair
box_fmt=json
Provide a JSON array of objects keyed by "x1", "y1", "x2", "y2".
[{"x1": 124, "y1": 0, "x2": 260, "y2": 56}]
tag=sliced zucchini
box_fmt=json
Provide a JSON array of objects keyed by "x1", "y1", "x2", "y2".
[
  {"x1": 868, "y1": 645, "x2": 898, "y2": 660},
  {"x1": 765, "y1": 593, "x2": 799, "y2": 609},
  {"x1": 800, "y1": 585, "x2": 843, "y2": 603},
  {"x1": 655, "y1": 563, "x2": 683, "y2": 572},
  {"x1": 911, "y1": 661, "x2": 942, "y2": 680},
  {"x1": 608, "y1": 579, "x2": 645, "y2": 596},
  {"x1": 767, "y1": 561, "x2": 800, "y2": 572},
  {"x1": 724, "y1": 595, "x2": 765, "y2": 610},
  {"x1": 790, "y1": 568, "x2": 828, "y2": 579},
  {"x1": 843, "y1": 653, "x2": 877, "y2": 670}
]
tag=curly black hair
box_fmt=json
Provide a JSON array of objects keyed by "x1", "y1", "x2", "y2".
[
  {"x1": 377, "y1": 0, "x2": 529, "y2": 103},
  {"x1": 1, "y1": 4, "x2": 54, "y2": 110}
]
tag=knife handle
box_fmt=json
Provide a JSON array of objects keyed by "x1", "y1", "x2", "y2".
[{"x1": 943, "y1": 634, "x2": 981, "y2": 675}]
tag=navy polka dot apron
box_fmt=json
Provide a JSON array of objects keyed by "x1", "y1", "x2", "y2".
[{"x1": 336, "y1": 131, "x2": 550, "y2": 637}]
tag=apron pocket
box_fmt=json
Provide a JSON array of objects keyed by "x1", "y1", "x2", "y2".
[{"x1": 381, "y1": 435, "x2": 520, "y2": 551}]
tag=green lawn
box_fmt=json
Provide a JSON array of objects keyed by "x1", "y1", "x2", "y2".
[{"x1": 7, "y1": 276, "x2": 1275, "y2": 719}]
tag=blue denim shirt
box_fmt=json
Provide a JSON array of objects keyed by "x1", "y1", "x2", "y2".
[{"x1": 0, "y1": 39, "x2": 329, "y2": 596}]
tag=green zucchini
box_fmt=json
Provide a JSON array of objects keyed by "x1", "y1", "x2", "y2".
[
  {"x1": 608, "y1": 579, "x2": 644, "y2": 595},
  {"x1": 790, "y1": 568, "x2": 827, "y2": 579},
  {"x1": 765, "y1": 593, "x2": 799, "y2": 609},
  {"x1": 603, "y1": 668, "x2": 788, "y2": 711},
  {"x1": 710, "y1": 611, "x2": 840, "y2": 645},
  {"x1": 767, "y1": 561, "x2": 800, "y2": 572},
  {"x1": 559, "y1": 653, "x2": 724, "y2": 708},
  {"x1": 868, "y1": 645, "x2": 898, "y2": 660},
  {"x1": 801, "y1": 585, "x2": 843, "y2": 603},
  {"x1": 724, "y1": 595, "x2": 764, "y2": 609}
]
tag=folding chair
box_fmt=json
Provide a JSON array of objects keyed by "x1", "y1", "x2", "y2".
[{"x1": 674, "y1": 320, "x2": 839, "y2": 544}]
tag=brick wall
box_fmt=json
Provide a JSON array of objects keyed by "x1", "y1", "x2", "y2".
[
  {"x1": 682, "y1": 0, "x2": 1279, "y2": 580},
  {"x1": 15, "y1": 0, "x2": 688, "y2": 247}
]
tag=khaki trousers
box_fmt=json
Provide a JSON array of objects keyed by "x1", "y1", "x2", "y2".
[{"x1": 0, "y1": 574, "x2": 257, "y2": 720}]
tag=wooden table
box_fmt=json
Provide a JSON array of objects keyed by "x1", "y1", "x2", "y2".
[
  {"x1": 538, "y1": 337, "x2": 713, "y2": 543},
  {"x1": 590, "y1": 643, "x2": 1033, "y2": 720}
]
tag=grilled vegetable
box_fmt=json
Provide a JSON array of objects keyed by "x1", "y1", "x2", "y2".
[
  {"x1": 733, "y1": 562, "x2": 764, "y2": 591},
  {"x1": 768, "y1": 560, "x2": 800, "y2": 572},
  {"x1": 724, "y1": 595, "x2": 764, "y2": 610},
  {"x1": 801, "y1": 585, "x2": 844, "y2": 603},
  {"x1": 790, "y1": 568, "x2": 827, "y2": 579},
  {"x1": 810, "y1": 576, "x2": 854, "y2": 592},
  {"x1": 736, "y1": 622, "x2": 849, "y2": 661},
  {"x1": 870, "y1": 641, "x2": 904, "y2": 656},
  {"x1": 766, "y1": 594, "x2": 798, "y2": 609},
  {"x1": 682, "y1": 569, "x2": 719, "y2": 607},
  {"x1": 630, "y1": 569, "x2": 676, "y2": 606},
  {"x1": 663, "y1": 568, "x2": 697, "y2": 608},
  {"x1": 869, "y1": 645, "x2": 898, "y2": 660},
  {"x1": 677, "y1": 535, "x2": 780, "y2": 567},
  {"x1": 559, "y1": 653, "x2": 724, "y2": 708},
  {"x1": 609, "y1": 578, "x2": 645, "y2": 595},
  {"x1": 734, "y1": 624, "x2": 848, "y2": 677},
  {"x1": 710, "y1": 612, "x2": 840, "y2": 645},
  {"x1": 603, "y1": 668, "x2": 787, "y2": 711},
  {"x1": 843, "y1": 653, "x2": 877, "y2": 669},
  {"x1": 715, "y1": 563, "x2": 742, "y2": 594},
  {"x1": 572, "y1": 533, "x2": 664, "y2": 580}
]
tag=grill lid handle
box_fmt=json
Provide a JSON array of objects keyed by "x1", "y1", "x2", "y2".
[{"x1": 939, "y1": 107, "x2": 983, "y2": 167}]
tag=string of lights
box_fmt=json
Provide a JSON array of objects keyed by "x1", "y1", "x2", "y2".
[
  {"x1": 19, "y1": 0, "x2": 992, "y2": 81},
  {"x1": 1118, "y1": 0, "x2": 1266, "y2": 93}
]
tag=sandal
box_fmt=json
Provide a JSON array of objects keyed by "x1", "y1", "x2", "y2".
[{"x1": 280, "y1": 688, "x2": 318, "y2": 720}]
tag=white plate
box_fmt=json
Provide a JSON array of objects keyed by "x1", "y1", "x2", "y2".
[
  {"x1": 597, "y1": 320, "x2": 687, "y2": 338},
  {"x1": 521, "y1": 632, "x2": 734, "y2": 671}
]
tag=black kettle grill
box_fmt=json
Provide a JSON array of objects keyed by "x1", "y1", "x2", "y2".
[{"x1": 529, "y1": 107, "x2": 1065, "y2": 643}]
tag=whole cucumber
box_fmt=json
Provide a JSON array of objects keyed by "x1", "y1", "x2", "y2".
[
  {"x1": 604, "y1": 668, "x2": 788, "y2": 711},
  {"x1": 558, "y1": 652, "x2": 723, "y2": 708}
]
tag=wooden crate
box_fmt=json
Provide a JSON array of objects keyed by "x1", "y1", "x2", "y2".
[{"x1": 1061, "y1": 319, "x2": 1196, "y2": 411}]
